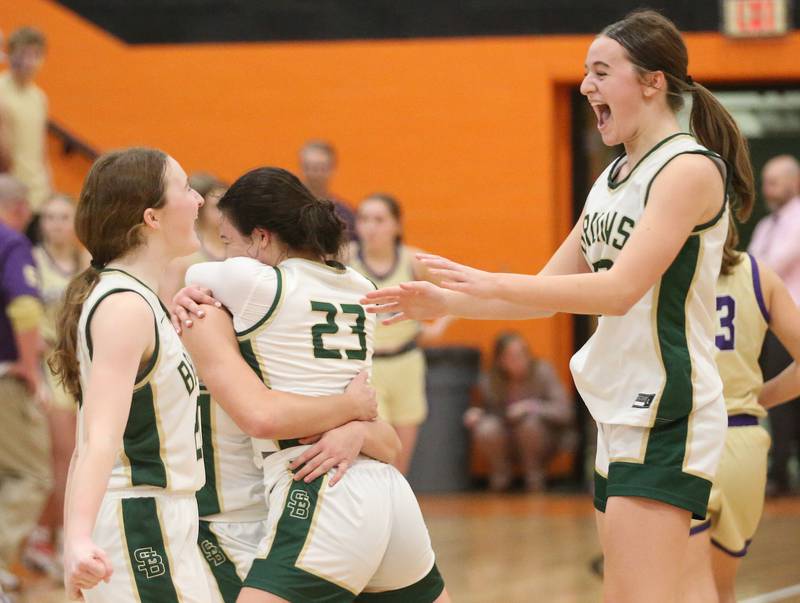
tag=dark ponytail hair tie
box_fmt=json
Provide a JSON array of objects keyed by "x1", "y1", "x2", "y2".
[
  {"x1": 685, "y1": 74, "x2": 694, "y2": 86},
  {"x1": 90, "y1": 259, "x2": 105, "y2": 270}
]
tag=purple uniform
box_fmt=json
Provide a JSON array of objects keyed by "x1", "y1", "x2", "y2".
[{"x1": 0, "y1": 222, "x2": 40, "y2": 362}]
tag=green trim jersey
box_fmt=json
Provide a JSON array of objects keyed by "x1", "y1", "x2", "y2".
[
  {"x1": 196, "y1": 385, "x2": 266, "y2": 522},
  {"x1": 186, "y1": 257, "x2": 376, "y2": 458},
  {"x1": 76, "y1": 269, "x2": 204, "y2": 494},
  {"x1": 714, "y1": 253, "x2": 769, "y2": 418},
  {"x1": 570, "y1": 133, "x2": 729, "y2": 427}
]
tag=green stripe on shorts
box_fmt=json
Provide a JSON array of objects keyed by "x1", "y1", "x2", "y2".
[
  {"x1": 245, "y1": 476, "x2": 354, "y2": 602},
  {"x1": 198, "y1": 520, "x2": 242, "y2": 603},
  {"x1": 355, "y1": 563, "x2": 445, "y2": 602},
  {"x1": 599, "y1": 235, "x2": 713, "y2": 518},
  {"x1": 120, "y1": 497, "x2": 179, "y2": 603}
]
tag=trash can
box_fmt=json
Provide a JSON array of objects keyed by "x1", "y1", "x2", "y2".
[{"x1": 407, "y1": 346, "x2": 481, "y2": 493}]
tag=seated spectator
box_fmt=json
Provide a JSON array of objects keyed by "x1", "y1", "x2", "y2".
[{"x1": 464, "y1": 331, "x2": 574, "y2": 492}]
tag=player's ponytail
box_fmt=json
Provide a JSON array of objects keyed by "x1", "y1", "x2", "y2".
[
  {"x1": 689, "y1": 83, "x2": 754, "y2": 222},
  {"x1": 298, "y1": 198, "x2": 346, "y2": 257},
  {"x1": 603, "y1": 10, "x2": 754, "y2": 222},
  {"x1": 719, "y1": 212, "x2": 744, "y2": 276},
  {"x1": 219, "y1": 167, "x2": 346, "y2": 259},
  {"x1": 49, "y1": 148, "x2": 168, "y2": 400}
]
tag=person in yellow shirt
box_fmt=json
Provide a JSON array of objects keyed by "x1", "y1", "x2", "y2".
[
  {"x1": 682, "y1": 223, "x2": 800, "y2": 602},
  {"x1": 350, "y1": 193, "x2": 452, "y2": 475},
  {"x1": 0, "y1": 27, "x2": 50, "y2": 232}
]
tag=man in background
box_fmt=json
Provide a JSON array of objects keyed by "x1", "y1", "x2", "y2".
[
  {"x1": 749, "y1": 154, "x2": 800, "y2": 496},
  {"x1": 298, "y1": 139, "x2": 356, "y2": 239},
  {"x1": 0, "y1": 175, "x2": 52, "y2": 600},
  {"x1": 0, "y1": 27, "x2": 51, "y2": 241}
]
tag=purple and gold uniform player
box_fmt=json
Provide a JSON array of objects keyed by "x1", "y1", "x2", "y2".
[
  {"x1": 682, "y1": 226, "x2": 800, "y2": 603},
  {"x1": 0, "y1": 175, "x2": 51, "y2": 594}
]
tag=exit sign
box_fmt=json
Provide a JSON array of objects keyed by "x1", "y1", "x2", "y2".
[{"x1": 722, "y1": 0, "x2": 792, "y2": 37}]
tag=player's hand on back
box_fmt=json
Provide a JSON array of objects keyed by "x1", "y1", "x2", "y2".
[
  {"x1": 289, "y1": 421, "x2": 366, "y2": 486},
  {"x1": 345, "y1": 370, "x2": 377, "y2": 421},
  {"x1": 64, "y1": 536, "x2": 113, "y2": 600},
  {"x1": 170, "y1": 285, "x2": 221, "y2": 334}
]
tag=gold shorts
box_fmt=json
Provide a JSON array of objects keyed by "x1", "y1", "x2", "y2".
[
  {"x1": 689, "y1": 423, "x2": 771, "y2": 556},
  {"x1": 373, "y1": 348, "x2": 427, "y2": 427}
]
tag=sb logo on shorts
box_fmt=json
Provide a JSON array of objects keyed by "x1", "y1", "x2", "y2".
[
  {"x1": 200, "y1": 539, "x2": 227, "y2": 567},
  {"x1": 133, "y1": 547, "x2": 166, "y2": 579},
  {"x1": 287, "y1": 490, "x2": 312, "y2": 520}
]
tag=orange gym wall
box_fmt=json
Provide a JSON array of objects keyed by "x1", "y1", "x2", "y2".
[{"x1": 4, "y1": 0, "x2": 800, "y2": 379}]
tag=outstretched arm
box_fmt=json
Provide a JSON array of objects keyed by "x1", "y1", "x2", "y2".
[
  {"x1": 758, "y1": 263, "x2": 800, "y2": 409},
  {"x1": 181, "y1": 305, "x2": 377, "y2": 439},
  {"x1": 362, "y1": 214, "x2": 591, "y2": 323},
  {"x1": 423, "y1": 155, "x2": 724, "y2": 316}
]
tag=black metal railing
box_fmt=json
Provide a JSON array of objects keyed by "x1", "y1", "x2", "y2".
[{"x1": 48, "y1": 120, "x2": 99, "y2": 161}]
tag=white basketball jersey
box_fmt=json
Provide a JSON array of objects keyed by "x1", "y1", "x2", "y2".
[
  {"x1": 196, "y1": 385, "x2": 266, "y2": 521},
  {"x1": 570, "y1": 133, "x2": 728, "y2": 427},
  {"x1": 76, "y1": 269, "x2": 204, "y2": 494},
  {"x1": 186, "y1": 257, "x2": 375, "y2": 464}
]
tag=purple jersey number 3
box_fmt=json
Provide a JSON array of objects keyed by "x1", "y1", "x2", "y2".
[{"x1": 716, "y1": 295, "x2": 735, "y2": 351}]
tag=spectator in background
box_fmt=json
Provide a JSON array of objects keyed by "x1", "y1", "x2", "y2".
[
  {"x1": 749, "y1": 154, "x2": 800, "y2": 496},
  {"x1": 0, "y1": 28, "x2": 12, "y2": 174},
  {"x1": 464, "y1": 331, "x2": 573, "y2": 492},
  {"x1": 24, "y1": 194, "x2": 83, "y2": 579},
  {"x1": 159, "y1": 172, "x2": 227, "y2": 305},
  {"x1": 0, "y1": 175, "x2": 52, "y2": 598},
  {"x1": 0, "y1": 27, "x2": 51, "y2": 241},
  {"x1": 350, "y1": 193, "x2": 452, "y2": 475},
  {"x1": 298, "y1": 139, "x2": 356, "y2": 239}
]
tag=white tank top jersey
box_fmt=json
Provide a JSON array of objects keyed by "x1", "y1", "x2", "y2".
[
  {"x1": 569, "y1": 133, "x2": 729, "y2": 427},
  {"x1": 186, "y1": 257, "x2": 376, "y2": 462},
  {"x1": 195, "y1": 385, "x2": 266, "y2": 522},
  {"x1": 76, "y1": 269, "x2": 205, "y2": 494}
]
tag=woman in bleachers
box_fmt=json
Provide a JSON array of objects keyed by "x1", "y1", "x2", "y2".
[{"x1": 464, "y1": 331, "x2": 573, "y2": 492}]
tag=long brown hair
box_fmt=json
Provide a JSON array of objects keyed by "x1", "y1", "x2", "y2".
[
  {"x1": 218, "y1": 167, "x2": 345, "y2": 259},
  {"x1": 602, "y1": 10, "x2": 754, "y2": 224},
  {"x1": 49, "y1": 148, "x2": 168, "y2": 400},
  {"x1": 487, "y1": 331, "x2": 538, "y2": 407}
]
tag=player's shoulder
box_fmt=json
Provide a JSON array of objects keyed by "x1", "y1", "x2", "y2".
[{"x1": 344, "y1": 264, "x2": 377, "y2": 292}]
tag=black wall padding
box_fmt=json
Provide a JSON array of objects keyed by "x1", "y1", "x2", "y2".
[{"x1": 55, "y1": 1, "x2": 793, "y2": 45}]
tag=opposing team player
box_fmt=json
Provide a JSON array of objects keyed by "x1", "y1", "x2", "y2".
[
  {"x1": 179, "y1": 167, "x2": 449, "y2": 602},
  {"x1": 363, "y1": 10, "x2": 754, "y2": 602},
  {"x1": 682, "y1": 226, "x2": 800, "y2": 603}
]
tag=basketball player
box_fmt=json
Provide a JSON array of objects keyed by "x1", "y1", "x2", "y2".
[
  {"x1": 349, "y1": 193, "x2": 452, "y2": 474},
  {"x1": 362, "y1": 11, "x2": 754, "y2": 602},
  {"x1": 179, "y1": 167, "x2": 449, "y2": 602},
  {"x1": 53, "y1": 150, "x2": 376, "y2": 603},
  {"x1": 682, "y1": 226, "x2": 800, "y2": 603},
  {"x1": 52, "y1": 148, "x2": 212, "y2": 602}
]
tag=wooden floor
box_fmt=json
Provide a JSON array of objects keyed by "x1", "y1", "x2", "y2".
[{"x1": 15, "y1": 494, "x2": 800, "y2": 602}]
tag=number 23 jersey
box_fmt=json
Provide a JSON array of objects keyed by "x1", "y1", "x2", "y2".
[{"x1": 187, "y1": 257, "x2": 376, "y2": 457}]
